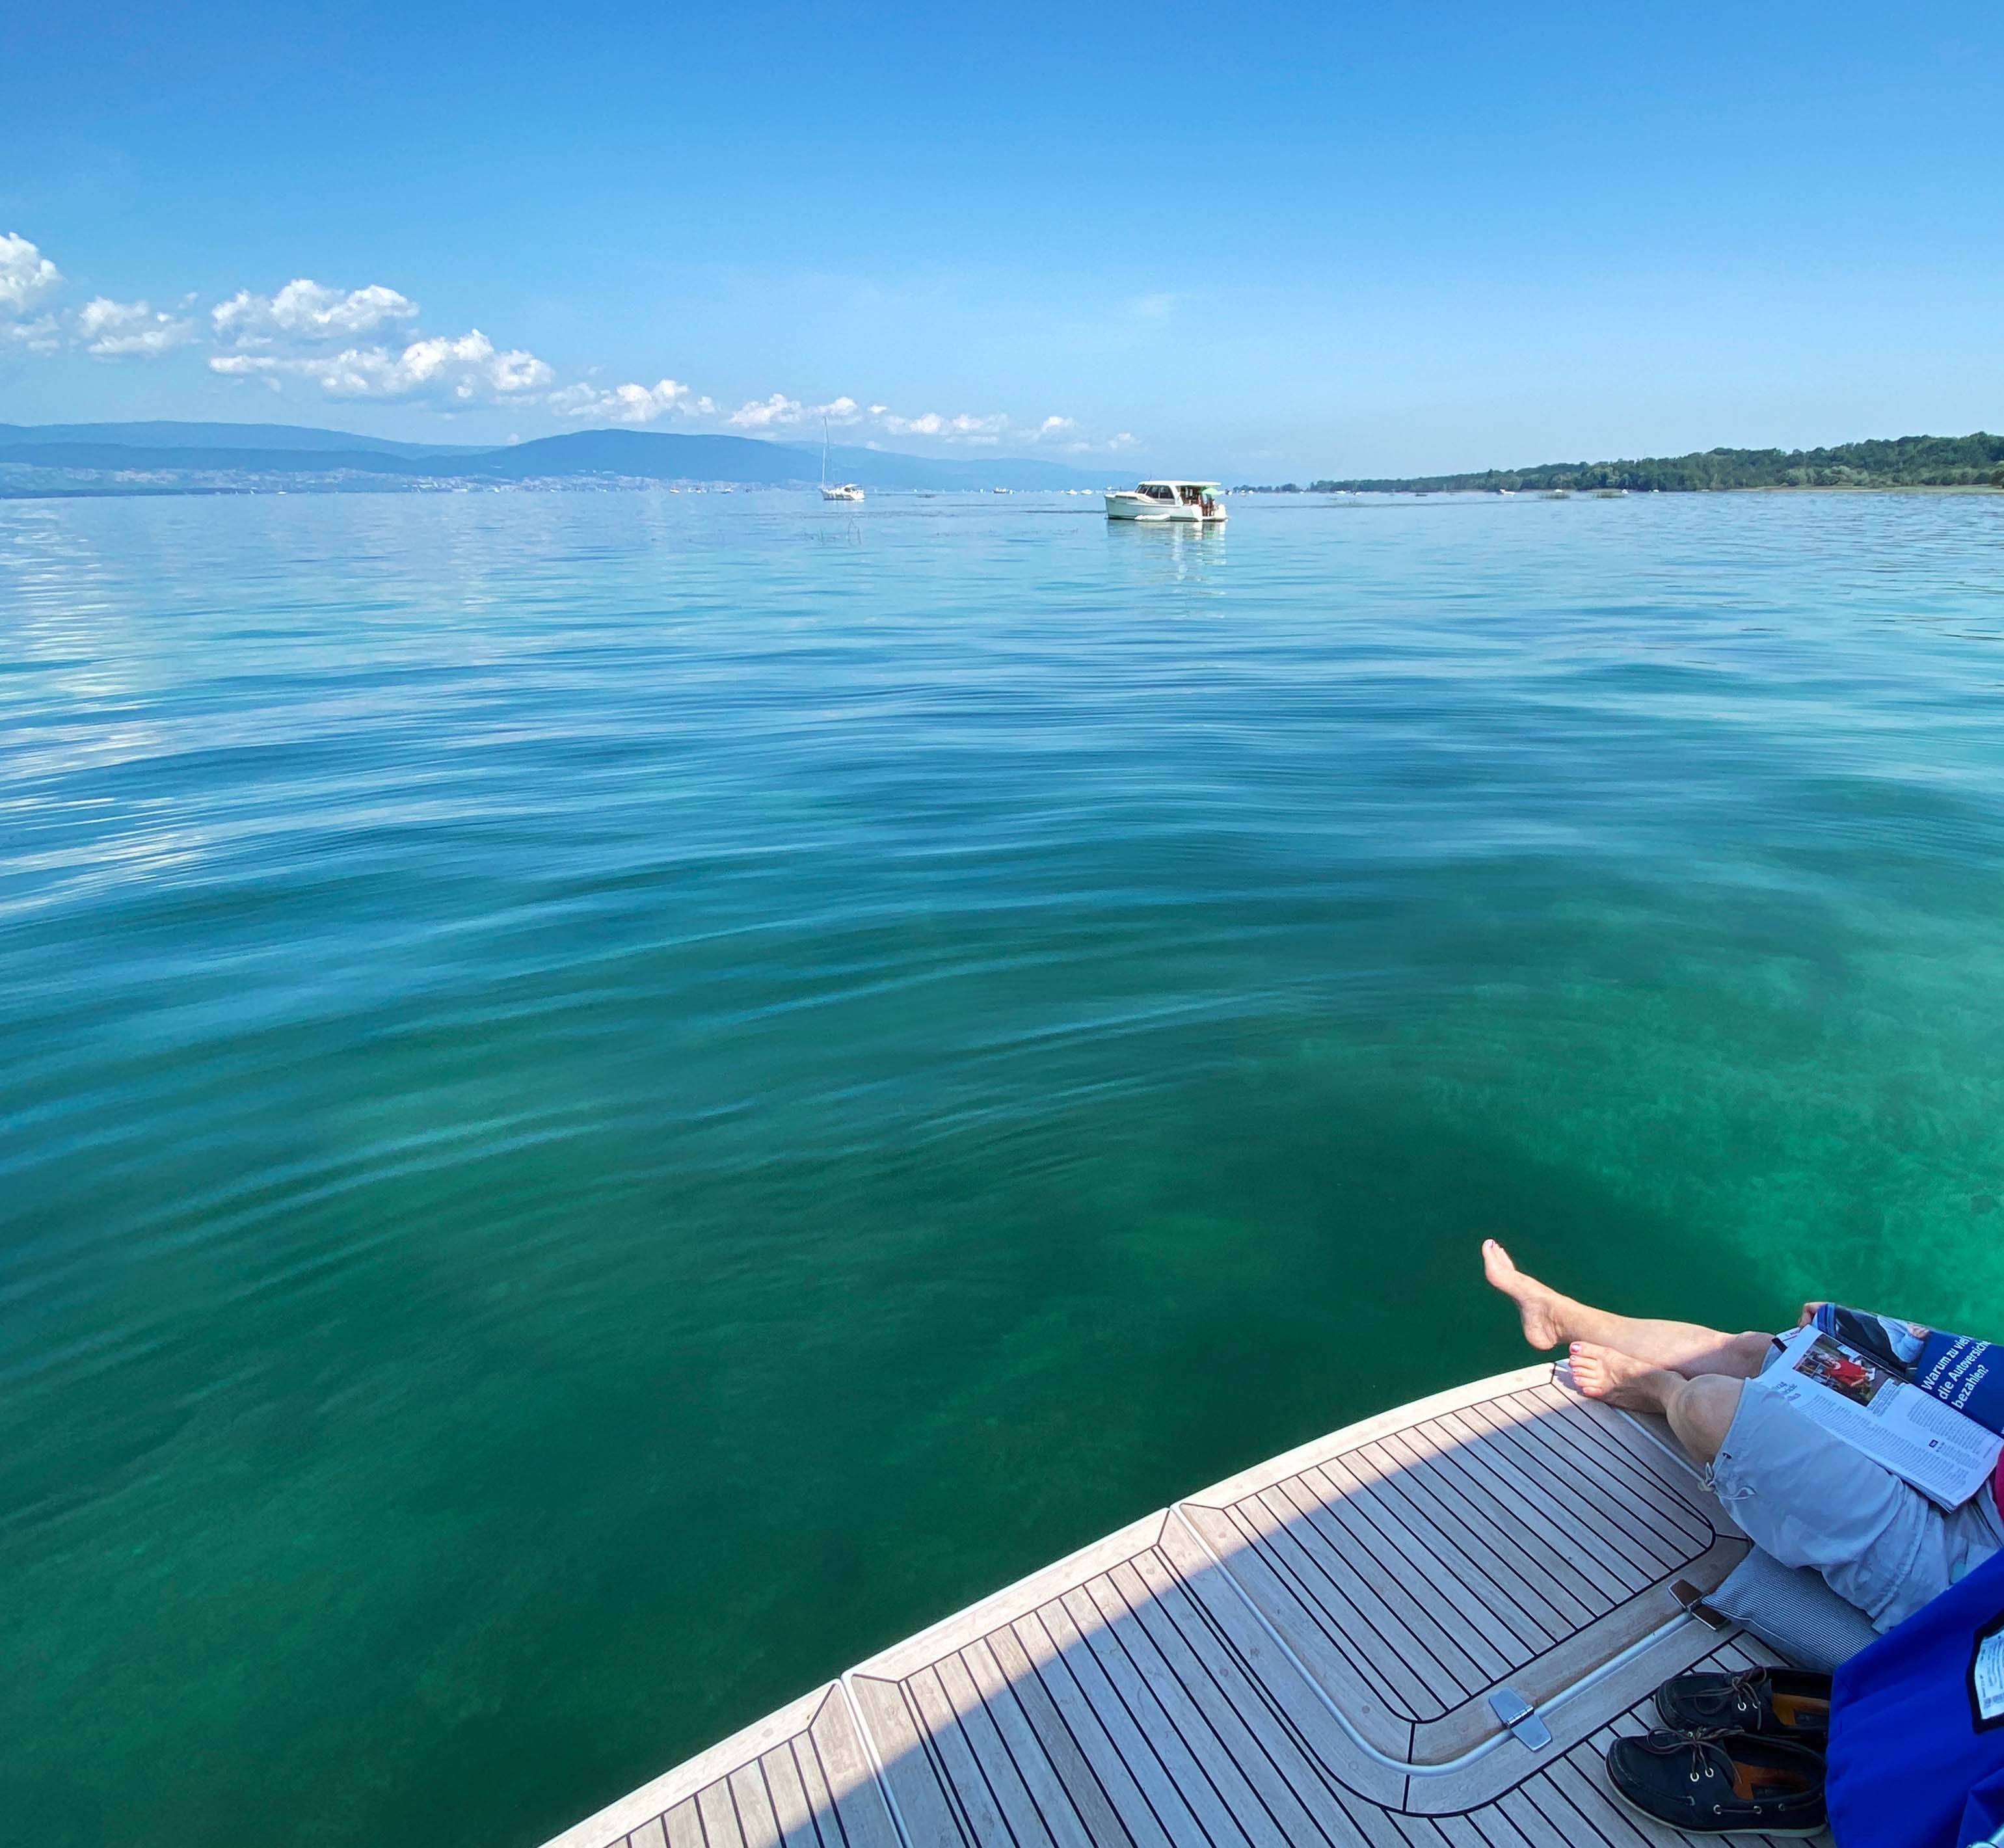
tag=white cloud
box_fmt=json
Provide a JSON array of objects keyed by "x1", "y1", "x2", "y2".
[
  {"x1": 1047, "y1": 429, "x2": 1139, "y2": 455},
  {"x1": 211, "y1": 279, "x2": 418, "y2": 346},
  {"x1": 0, "y1": 233, "x2": 62, "y2": 316},
  {"x1": 1009, "y1": 412, "x2": 1138, "y2": 453},
  {"x1": 876, "y1": 408, "x2": 1010, "y2": 444},
  {"x1": 77, "y1": 297, "x2": 199, "y2": 360},
  {"x1": 548, "y1": 377, "x2": 715, "y2": 424},
  {"x1": 7, "y1": 238, "x2": 1140, "y2": 448},
  {"x1": 1, "y1": 314, "x2": 62, "y2": 354},
  {"x1": 210, "y1": 328, "x2": 554, "y2": 403},
  {"x1": 398, "y1": 330, "x2": 552, "y2": 395},
  {"x1": 727, "y1": 392, "x2": 864, "y2": 429},
  {"x1": 728, "y1": 392, "x2": 805, "y2": 428},
  {"x1": 717, "y1": 395, "x2": 1124, "y2": 451},
  {"x1": 206, "y1": 275, "x2": 548, "y2": 408}
]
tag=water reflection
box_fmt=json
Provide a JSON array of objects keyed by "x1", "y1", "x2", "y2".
[{"x1": 1104, "y1": 513, "x2": 1229, "y2": 588}]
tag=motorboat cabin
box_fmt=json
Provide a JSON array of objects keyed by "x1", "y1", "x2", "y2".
[{"x1": 1106, "y1": 479, "x2": 1227, "y2": 522}]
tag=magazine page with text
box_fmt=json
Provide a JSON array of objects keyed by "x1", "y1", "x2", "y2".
[{"x1": 1767, "y1": 1322, "x2": 2003, "y2": 1508}]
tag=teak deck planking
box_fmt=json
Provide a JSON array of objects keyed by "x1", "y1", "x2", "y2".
[{"x1": 543, "y1": 1367, "x2": 1827, "y2": 1848}]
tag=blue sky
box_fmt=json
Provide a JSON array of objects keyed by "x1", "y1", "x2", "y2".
[{"x1": 3, "y1": 1, "x2": 2000, "y2": 476}]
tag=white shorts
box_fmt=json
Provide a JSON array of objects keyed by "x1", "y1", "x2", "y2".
[{"x1": 1710, "y1": 1363, "x2": 2004, "y2": 1631}]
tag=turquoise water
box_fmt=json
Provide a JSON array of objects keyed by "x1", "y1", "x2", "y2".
[{"x1": 4, "y1": 489, "x2": 2002, "y2": 1847}]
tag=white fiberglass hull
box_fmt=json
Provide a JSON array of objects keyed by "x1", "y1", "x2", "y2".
[{"x1": 1104, "y1": 493, "x2": 1224, "y2": 522}]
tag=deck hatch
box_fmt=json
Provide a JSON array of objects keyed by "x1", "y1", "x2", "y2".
[{"x1": 1175, "y1": 1376, "x2": 1748, "y2": 1764}]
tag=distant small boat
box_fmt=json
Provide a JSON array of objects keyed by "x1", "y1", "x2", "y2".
[
  {"x1": 1543, "y1": 489, "x2": 1572, "y2": 500},
  {"x1": 1592, "y1": 488, "x2": 1627, "y2": 498},
  {"x1": 819, "y1": 417, "x2": 864, "y2": 502},
  {"x1": 993, "y1": 487, "x2": 1011, "y2": 495},
  {"x1": 1105, "y1": 479, "x2": 1227, "y2": 523}
]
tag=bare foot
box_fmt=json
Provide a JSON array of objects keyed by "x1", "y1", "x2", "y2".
[
  {"x1": 1481, "y1": 1239, "x2": 1568, "y2": 1350},
  {"x1": 1566, "y1": 1342, "x2": 1680, "y2": 1415}
]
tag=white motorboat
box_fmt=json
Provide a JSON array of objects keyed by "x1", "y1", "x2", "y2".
[{"x1": 1105, "y1": 479, "x2": 1227, "y2": 522}]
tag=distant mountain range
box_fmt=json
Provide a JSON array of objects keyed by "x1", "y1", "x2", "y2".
[
  {"x1": 0, "y1": 421, "x2": 1118, "y2": 495},
  {"x1": 1311, "y1": 433, "x2": 2004, "y2": 494},
  {"x1": 0, "y1": 420, "x2": 488, "y2": 458}
]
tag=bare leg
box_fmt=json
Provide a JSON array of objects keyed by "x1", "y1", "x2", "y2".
[
  {"x1": 1666, "y1": 1374, "x2": 1743, "y2": 1466},
  {"x1": 1482, "y1": 1240, "x2": 1770, "y2": 1378},
  {"x1": 1568, "y1": 1344, "x2": 1744, "y2": 1464}
]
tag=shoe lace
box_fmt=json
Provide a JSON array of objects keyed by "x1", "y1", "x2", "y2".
[
  {"x1": 1726, "y1": 1667, "x2": 1770, "y2": 1701},
  {"x1": 1637, "y1": 1726, "x2": 1734, "y2": 1784},
  {"x1": 1694, "y1": 1667, "x2": 1770, "y2": 1719}
]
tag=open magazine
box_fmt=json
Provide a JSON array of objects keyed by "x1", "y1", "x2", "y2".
[
  {"x1": 1765, "y1": 1313, "x2": 2004, "y2": 1508},
  {"x1": 1813, "y1": 1304, "x2": 2004, "y2": 1434}
]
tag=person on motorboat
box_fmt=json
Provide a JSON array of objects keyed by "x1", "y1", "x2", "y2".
[
  {"x1": 1481, "y1": 1239, "x2": 2004, "y2": 1634},
  {"x1": 1485, "y1": 1240, "x2": 2004, "y2": 1840}
]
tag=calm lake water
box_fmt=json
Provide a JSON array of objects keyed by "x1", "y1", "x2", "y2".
[{"x1": 5, "y1": 488, "x2": 2002, "y2": 1847}]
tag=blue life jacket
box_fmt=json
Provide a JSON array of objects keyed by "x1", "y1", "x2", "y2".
[{"x1": 1828, "y1": 1542, "x2": 2004, "y2": 1847}]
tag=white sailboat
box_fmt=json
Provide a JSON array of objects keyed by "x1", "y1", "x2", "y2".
[{"x1": 820, "y1": 418, "x2": 863, "y2": 502}]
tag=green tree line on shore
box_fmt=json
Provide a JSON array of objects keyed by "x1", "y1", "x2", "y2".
[{"x1": 1310, "y1": 432, "x2": 2004, "y2": 494}]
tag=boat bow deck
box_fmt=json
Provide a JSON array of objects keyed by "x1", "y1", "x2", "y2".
[{"x1": 544, "y1": 1366, "x2": 1818, "y2": 1848}]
